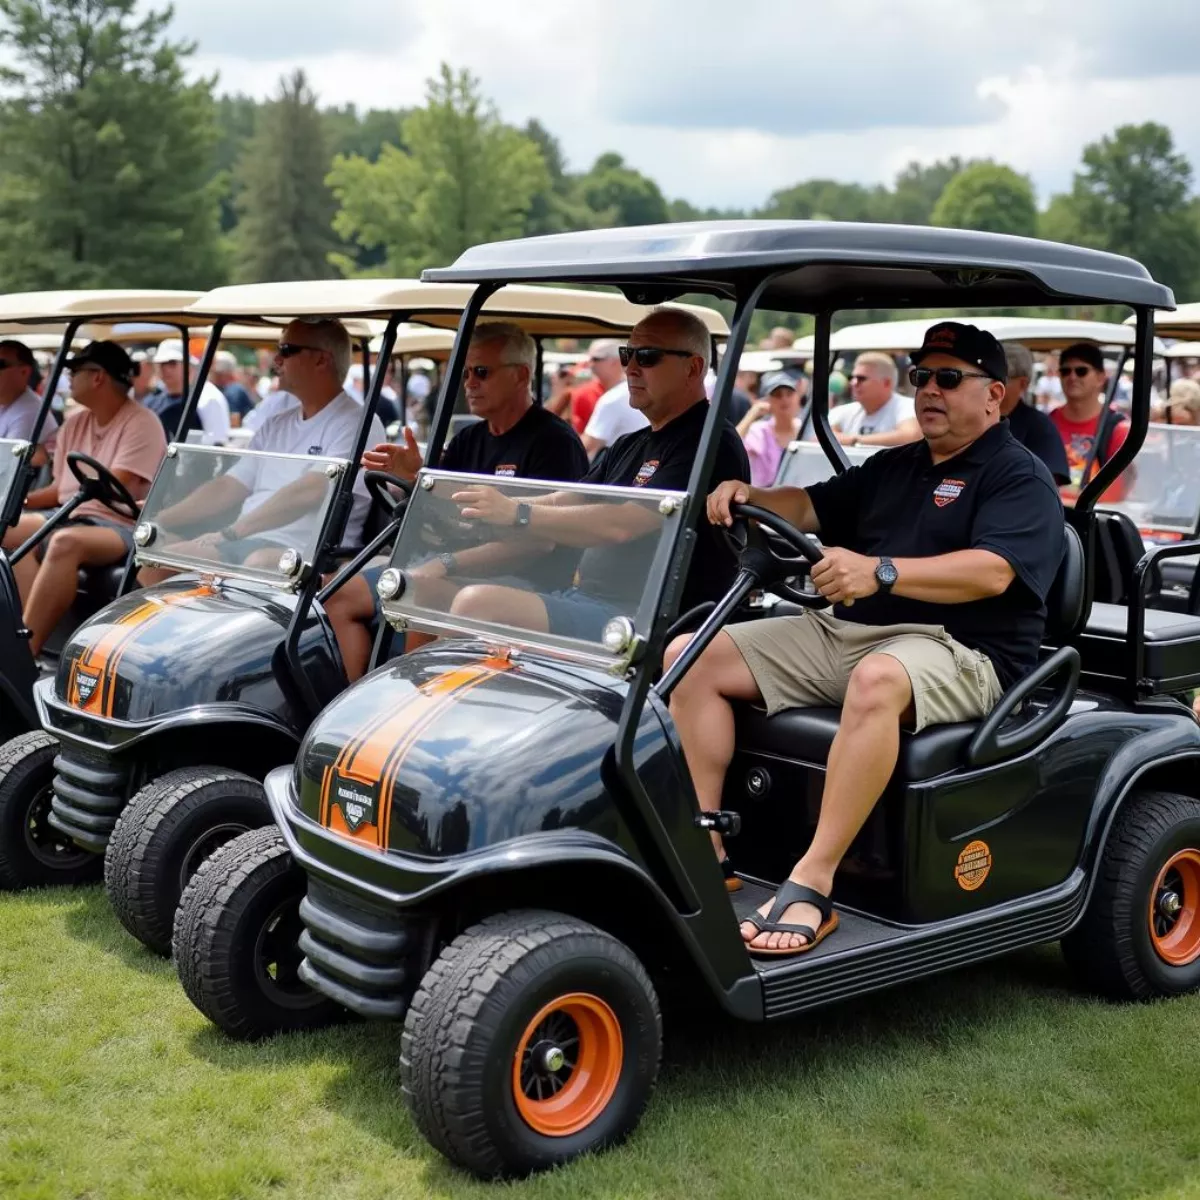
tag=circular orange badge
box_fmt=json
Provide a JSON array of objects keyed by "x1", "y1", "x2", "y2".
[{"x1": 954, "y1": 840, "x2": 992, "y2": 891}]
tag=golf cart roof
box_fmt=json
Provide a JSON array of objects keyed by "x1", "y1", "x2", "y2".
[
  {"x1": 189, "y1": 280, "x2": 728, "y2": 338},
  {"x1": 0, "y1": 290, "x2": 206, "y2": 325},
  {"x1": 424, "y1": 221, "x2": 1175, "y2": 312},
  {"x1": 1142, "y1": 302, "x2": 1200, "y2": 338},
  {"x1": 791, "y1": 315, "x2": 1158, "y2": 356},
  {"x1": 736, "y1": 348, "x2": 809, "y2": 372},
  {"x1": 103, "y1": 318, "x2": 386, "y2": 346},
  {"x1": 1164, "y1": 341, "x2": 1200, "y2": 359},
  {"x1": 369, "y1": 324, "x2": 458, "y2": 358}
]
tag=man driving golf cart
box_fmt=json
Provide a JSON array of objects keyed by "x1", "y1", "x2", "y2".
[
  {"x1": 1, "y1": 340, "x2": 165, "y2": 655},
  {"x1": 669, "y1": 321, "x2": 1065, "y2": 956}
]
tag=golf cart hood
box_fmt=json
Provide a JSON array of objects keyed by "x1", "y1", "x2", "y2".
[
  {"x1": 50, "y1": 578, "x2": 339, "y2": 729},
  {"x1": 286, "y1": 644, "x2": 672, "y2": 861}
]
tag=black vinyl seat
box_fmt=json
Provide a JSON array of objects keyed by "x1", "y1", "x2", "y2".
[
  {"x1": 1080, "y1": 602, "x2": 1200, "y2": 692},
  {"x1": 736, "y1": 524, "x2": 1086, "y2": 782}
]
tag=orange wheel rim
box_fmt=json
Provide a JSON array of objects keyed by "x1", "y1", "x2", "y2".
[
  {"x1": 1149, "y1": 848, "x2": 1200, "y2": 966},
  {"x1": 511, "y1": 992, "x2": 623, "y2": 1137}
]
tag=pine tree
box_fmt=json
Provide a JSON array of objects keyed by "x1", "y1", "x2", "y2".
[
  {"x1": 231, "y1": 70, "x2": 339, "y2": 283},
  {"x1": 0, "y1": 0, "x2": 226, "y2": 289}
]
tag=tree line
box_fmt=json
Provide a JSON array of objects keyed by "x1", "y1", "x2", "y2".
[{"x1": 2, "y1": 0, "x2": 1199, "y2": 317}]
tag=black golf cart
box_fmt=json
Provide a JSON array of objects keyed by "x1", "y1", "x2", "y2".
[
  {"x1": 175, "y1": 222, "x2": 1200, "y2": 1179},
  {"x1": 0, "y1": 279, "x2": 717, "y2": 955}
]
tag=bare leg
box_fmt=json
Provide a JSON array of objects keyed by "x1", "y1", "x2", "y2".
[
  {"x1": 665, "y1": 631, "x2": 762, "y2": 858},
  {"x1": 137, "y1": 565, "x2": 176, "y2": 586},
  {"x1": 25, "y1": 526, "x2": 127, "y2": 655},
  {"x1": 450, "y1": 584, "x2": 549, "y2": 632},
  {"x1": 743, "y1": 652, "x2": 911, "y2": 952},
  {"x1": 322, "y1": 574, "x2": 377, "y2": 682},
  {"x1": 4, "y1": 513, "x2": 46, "y2": 602}
]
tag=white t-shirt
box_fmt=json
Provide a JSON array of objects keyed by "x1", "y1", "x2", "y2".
[
  {"x1": 583, "y1": 381, "x2": 648, "y2": 446},
  {"x1": 229, "y1": 391, "x2": 384, "y2": 549},
  {"x1": 241, "y1": 389, "x2": 298, "y2": 432},
  {"x1": 1035, "y1": 374, "x2": 1064, "y2": 407},
  {"x1": 824, "y1": 392, "x2": 916, "y2": 438},
  {"x1": 196, "y1": 380, "x2": 231, "y2": 444},
  {"x1": 0, "y1": 387, "x2": 45, "y2": 443}
]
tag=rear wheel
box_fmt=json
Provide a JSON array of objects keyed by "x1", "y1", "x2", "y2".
[
  {"x1": 400, "y1": 910, "x2": 661, "y2": 1178},
  {"x1": 105, "y1": 768, "x2": 269, "y2": 956},
  {"x1": 0, "y1": 731, "x2": 101, "y2": 890},
  {"x1": 173, "y1": 827, "x2": 341, "y2": 1039},
  {"x1": 1063, "y1": 789, "x2": 1200, "y2": 999}
]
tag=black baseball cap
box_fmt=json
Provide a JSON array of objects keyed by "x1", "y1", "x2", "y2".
[
  {"x1": 65, "y1": 340, "x2": 135, "y2": 387},
  {"x1": 910, "y1": 321, "x2": 1008, "y2": 384},
  {"x1": 1059, "y1": 342, "x2": 1106, "y2": 372}
]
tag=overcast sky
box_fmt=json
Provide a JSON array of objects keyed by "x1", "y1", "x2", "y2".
[{"x1": 169, "y1": 0, "x2": 1200, "y2": 210}]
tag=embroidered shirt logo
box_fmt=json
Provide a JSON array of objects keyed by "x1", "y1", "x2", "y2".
[
  {"x1": 633, "y1": 459, "x2": 659, "y2": 487},
  {"x1": 933, "y1": 478, "x2": 966, "y2": 507},
  {"x1": 494, "y1": 463, "x2": 517, "y2": 477},
  {"x1": 307, "y1": 445, "x2": 323, "y2": 455}
]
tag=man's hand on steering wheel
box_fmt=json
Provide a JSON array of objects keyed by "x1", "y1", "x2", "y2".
[
  {"x1": 707, "y1": 480, "x2": 754, "y2": 527},
  {"x1": 810, "y1": 547, "x2": 880, "y2": 608}
]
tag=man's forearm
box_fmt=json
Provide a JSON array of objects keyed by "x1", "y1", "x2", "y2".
[
  {"x1": 526, "y1": 500, "x2": 660, "y2": 547},
  {"x1": 890, "y1": 549, "x2": 1014, "y2": 603},
  {"x1": 740, "y1": 484, "x2": 819, "y2": 533},
  {"x1": 230, "y1": 472, "x2": 327, "y2": 537},
  {"x1": 854, "y1": 420, "x2": 921, "y2": 447},
  {"x1": 160, "y1": 474, "x2": 247, "y2": 528},
  {"x1": 24, "y1": 484, "x2": 58, "y2": 509}
]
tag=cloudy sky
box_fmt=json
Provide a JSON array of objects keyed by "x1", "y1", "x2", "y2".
[{"x1": 170, "y1": 0, "x2": 1200, "y2": 210}]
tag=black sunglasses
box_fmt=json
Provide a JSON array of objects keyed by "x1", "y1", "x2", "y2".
[
  {"x1": 1060, "y1": 364, "x2": 1095, "y2": 378},
  {"x1": 466, "y1": 362, "x2": 522, "y2": 380},
  {"x1": 0, "y1": 359, "x2": 18, "y2": 371},
  {"x1": 276, "y1": 342, "x2": 321, "y2": 359},
  {"x1": 618, "y1": 345, "x2": 695, "y2": 368},
  {"x1": 909, "y1": 366, "x2": 994, "y2": 390}
]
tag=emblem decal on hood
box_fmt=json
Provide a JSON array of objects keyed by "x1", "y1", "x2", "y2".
[
  {"x1": 331, "y1": 773, "x2": 378, "y2": 833},
  {"x1": 73, "y1": 668, "x2": 101, "y2": 706}
]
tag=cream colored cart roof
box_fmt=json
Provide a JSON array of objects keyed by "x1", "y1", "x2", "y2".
[
  {"x1": 1165, "y1": 340, "x2": 1200, "y2": 359},
  {"x1": 0, "y1": 290, "x2": 205, "y2": 325},
  {"x1": 1144, "y1": 303, "x2": 1200, "y2": 338}
]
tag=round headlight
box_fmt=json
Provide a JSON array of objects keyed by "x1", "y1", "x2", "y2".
[
  {"x1": 133, "y1": 522, "x2": 154, "y2": 547},
  {"x1": 278, "y1": 548, "x2": 302, "y2": 577},
  {"x1": 601, "y1": 616, "x2": 635, "y2": 653},
  {"x1": 376, "y1": 567, "x2": 404, "y2": 601}
]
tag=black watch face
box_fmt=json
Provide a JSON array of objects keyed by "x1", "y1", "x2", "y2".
[{"x1": 878, "y1": 561, "x2": 898, "y2": 586}]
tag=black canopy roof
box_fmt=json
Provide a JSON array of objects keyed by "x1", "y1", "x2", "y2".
[{"x1": 423, "y1": 220, "x2": 1175, "y2": 313}]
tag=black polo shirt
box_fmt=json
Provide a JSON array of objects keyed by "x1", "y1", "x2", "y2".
[
  {"x1": 441, "y1": 402, "x2": 588, "y2": 480},
  {"x1": 806, "y1": 422, "x2": 1064, "y2": 689},
  {"x1": 577, "y1": 399, "x2": 750, "y2": 614},
  {"x1": 1005, "y1": 404, "x2": 1070, "y2": 485}
]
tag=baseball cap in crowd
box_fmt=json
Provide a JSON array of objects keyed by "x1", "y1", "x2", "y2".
[
  {"x1": 910, "y1": 321, "x2": 1008, "y2": 384},
  {"x1": 760, "y1": 370, "x2": 797, "y2": 396},
  {"x1": 587, "y1": 338, "x2": 620, "y2": 361},
  {"x1": 213, "y1": 350, "x2": 238, "y2": 372},
  {"x1": 0, "y1": 339, "x2": 41, "y2": 388},
  {"x1": 1059, "y1": 342, "x2": 1106, "y2": 372},
  {"x1": 65, "y1": 340, "x2": 136, "y2": 387},
  {"x1": 153, "y1": 338, "x2": 194, "y2": 366}
]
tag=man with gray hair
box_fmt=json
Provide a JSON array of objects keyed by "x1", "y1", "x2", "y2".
[
  {"x1": 211, "y1": 348, "x2": 256, "y2": 428},
  {"x1": 324, "y1": 321, "x2": 588, "y2": 679},
  {"x1": 821, "y1": 351, "x2": 920, "y2": 447},
  {"x1": 1001, "y1": 342, "x2": 1070, "y2": 484}
]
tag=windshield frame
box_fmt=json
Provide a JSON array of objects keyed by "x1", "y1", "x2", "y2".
[
  {"x1": 132, "y1": 441, "x2": 350, "y2": 590},
  {"x1": 0, "y1": 438, "x2": 33, "y2": 526},
  {"x1": 1096, "y1": 419, "x2": 1200, "y2": 539}
]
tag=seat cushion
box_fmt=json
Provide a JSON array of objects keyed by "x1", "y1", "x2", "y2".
[
  {"x1": 1080, "y1": 602, "x2": 1200, "y2": 691},
  {"x1": 737, "y1": 705, "x2": 978, "y2": 782}
]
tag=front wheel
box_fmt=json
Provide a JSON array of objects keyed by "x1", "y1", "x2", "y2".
[
  {"x1": 1063, "y1": 789, "x2": 1200, "y2": 999},
  {"x1": 173, "y1": 827, "x2": 341, "y2": 1039},
  {"x1": 400, "y1": 910, "x2": 661, "y2": 1178},
  {"x1": 0, "y1": 731, "x2": 101, "y2": 890}
]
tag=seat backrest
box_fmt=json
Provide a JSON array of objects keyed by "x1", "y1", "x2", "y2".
[
  {"x1": 1045, "y1": 523, "x2": 1085, "y2": 642},
  {"x1": 1091, "y1": 509, "x2": 1148, "y2": 604}
]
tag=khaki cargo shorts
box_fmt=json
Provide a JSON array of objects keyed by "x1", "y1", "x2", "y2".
[{"x1": 725, "y1": 610, "x2": 1002, "y2": 732}]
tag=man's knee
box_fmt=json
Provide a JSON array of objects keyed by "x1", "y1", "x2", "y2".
[
  {"x1": 450, "y1": 584, "x2": 494, "y2": 619},
  {"x1": 668, "y1": 630, "x2": 742, "y2": 701},
  {"x1": 41, "y1": 527, "x2": 87, "y2": 562},
  {"x1": 845, "y1": 653, "x2": 911, "y2": 716}
]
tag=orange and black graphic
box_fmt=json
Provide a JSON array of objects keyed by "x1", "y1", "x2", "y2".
[
  {"x1": 65, "y1": 586, "x2": 214, "y2": 717},
  {"x1": 954, "y1": 839, "x2": 992, "y2": 891},
  {"x1": 318, "y1": 658, "x2": 511, "y2": 851}
]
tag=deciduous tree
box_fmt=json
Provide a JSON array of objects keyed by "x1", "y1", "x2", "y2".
[{"x1": 932, "y1": 162, "x2": 1038, "y2": 237}]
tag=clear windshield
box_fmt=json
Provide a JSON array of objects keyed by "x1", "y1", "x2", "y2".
[
  {"x1": 379, "y1": 469, "x2": 688, "y2": 668},
  {"x1": 0, "y1": 438, "x2": 31, "y2": 514},
  {"x1": 135, "y1": 443, "x2": 346, "y2": 587},
  {"x1": 775, "y1": 442, "x2": 879, "y2": 488},
  {"x1": 1098, "y1": 422, "x2": 1200, "y2": 538}
]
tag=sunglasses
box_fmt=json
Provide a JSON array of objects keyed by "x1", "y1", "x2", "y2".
[
  {"x1": 0, "y1": 359, "x2": 19, "y2": 371},
  {"x1": 908, "y1": 366, "x2": 993, "y2": 390},
  {"x1": 1060, "y1": 364, "x2": 1095, "y2": 378},
  {"x1": 466, "y1": 362, "x2": 522, "y2": 380},
  {"x1": 618, "y1": 346, "x2": 695, "y2": 369},
  {"x1": 276, "y1": 342, "x2": 321, "y2": 359},
  {"x1": 848, "y1": 374, "x2": 877, "y2": 384}
]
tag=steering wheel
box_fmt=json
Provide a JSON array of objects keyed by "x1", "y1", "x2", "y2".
[
  {"x1": 66, "y1": 452, "x2": 140, "y2": 521},
  {"x1": 725, "y1": 501, "x2": 831, "y2": 609},
  {"x1": 363, "y1": 469, "x2": 414, "y2": 518}
]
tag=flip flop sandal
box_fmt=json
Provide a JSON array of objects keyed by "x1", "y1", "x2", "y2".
[
  {"x1": 721, "y1": 856, "x2": 742, "y2": 893},
  {"x1": 740, "y1": 880, "x2": 838, "y2": 958}
]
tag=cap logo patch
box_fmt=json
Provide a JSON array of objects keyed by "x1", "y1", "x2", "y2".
[
  {"x1": 933, "y1": 478, "x2": 966, "y2": 507},
  {"x1": 633, "y1": 459, "x2": 659, "y2": 486},
  {"x1": 925, "y1": 327, "x2": 958, "y2": 350},
  {"x1": 494, "y1": 463, "x2": 517, "y2": 477}
]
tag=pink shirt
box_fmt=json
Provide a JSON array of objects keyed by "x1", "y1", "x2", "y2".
[
  {"x1": 54, "y1": 400, "x2": 167, "y2": 525},
  {"x1": 742, "y1": 418, "x2": 797, "y2": 488}
]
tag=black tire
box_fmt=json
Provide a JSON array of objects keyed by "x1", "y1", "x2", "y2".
[
  {"x1": 400, "y1": 910, "x2": 661, "y2": 1179},
  {"x1": 0, "y1": 731, "x2": 101, "y2": 890},
  {"x1": 105, "y1": 767, "x2": 270, "y2": 956},
  {"x1": 1063, "y1": 789, "x2": 1200, "y2": 999},
  {"x1": 173, "y1": 826, "x2": 341, "y2": 1039}
]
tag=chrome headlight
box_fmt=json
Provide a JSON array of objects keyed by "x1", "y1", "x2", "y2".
[
  {"x1": 133, "y1": 522, "x2": 154, "y2": 548},
  {"x1": 278, "y1": 548, "x2": 302, "y2": 577},
  {"x1": 601, "y1": 616, "x2": 635, "y2": 654},
  {"x1": 376, "y1": 567, "x2": 404, "y2": 601}
]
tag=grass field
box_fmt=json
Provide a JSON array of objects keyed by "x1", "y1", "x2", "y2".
[{"x1": 3, "y1": 886, "x2": 1200, "y2": 1200}]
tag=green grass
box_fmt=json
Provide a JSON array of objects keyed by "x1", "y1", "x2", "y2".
[{"x1": 3, "y1": 888, "x2": 1200, "y2": 1200}]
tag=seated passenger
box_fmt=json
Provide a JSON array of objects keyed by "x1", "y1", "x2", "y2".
[
  {"x1": 2, "y1": 341, "x2": 166, "y2": 655},
  {"x1": 442, "y1": 307, "x2": 750, "y2": 639},
  {"x1": 138, "y1": 320, "x2": 385, "y2": 584},
  {"x1": 0, "y1": 340, "x2": 54, "y2": 463},
  {"x1": 668, "y1": 322, "x2": 1064, "y2": 955},
  {"x1": 1000, "y1": 342, "x2": 1070, "y2": 485},
  {"x1": 323, "y1": 321, "x2": 589, "y2": 680},
  {"x1": 144, "y1": 339, "x2": 232, "y2": 445},
  {"x1": 812, "y1": 352, "x2": 921, "y2": 448}
]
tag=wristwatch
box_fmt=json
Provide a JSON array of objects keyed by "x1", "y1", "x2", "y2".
[
  {"x1": 514, "y1": 501, "x2": 532, "y2": 528},
  {"x1": 875, "y1": 555, "x2": 898, "y2": 593},
  {"x1": 437, "y1": 552, "x2": 457, "y2": 575}
]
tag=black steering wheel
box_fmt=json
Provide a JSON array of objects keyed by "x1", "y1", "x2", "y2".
[
  {"x1": 66, "y1": 452, "x2": 140, "y2": 521},
  {"x1": 363, "y1": 469, "x2": 415, "y2": 519},
  {"x1": 725, "y1": 501, "x2": 831, "y2": 609}
]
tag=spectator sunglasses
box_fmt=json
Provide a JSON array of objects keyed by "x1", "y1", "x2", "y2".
[
  {"x1": 618, "y1": 345, "x2": 695, "y2": 368},
  {"x1": 466, "y1": 363, "x2": 523, "y2": 380},
  {"x1": 908, "y1": 366, "x2": 994, "y2": 390},
  {"x1": 1060, "y1": 365, "x2": 1095, "y2": 377},
  {"x1": 276, "y1": 342, "x2": 322, "y2": 359}
]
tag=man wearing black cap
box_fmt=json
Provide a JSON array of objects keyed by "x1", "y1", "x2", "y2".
[
  {"x1": 1, "y1": 341, "x2": 166, "y2": 655},
  {"x1": 1048, "y1": 341, "x2": 1129, "y2": 502},
  {"x1": 668, "y1": 320, "x2": 1065, "y2": 958}
]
